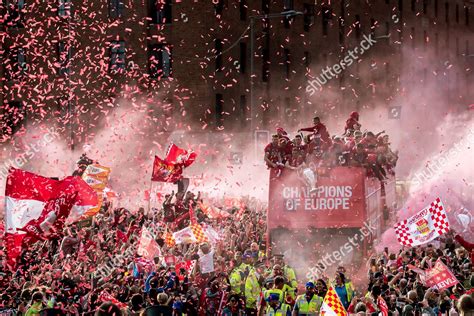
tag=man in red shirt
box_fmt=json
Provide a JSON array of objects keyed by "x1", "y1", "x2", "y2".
[
  {"x1": 298, "y1": 116, "x2": 331, "y2": 145},
  {"x1": 345, "y1": 111, "x2": 360, "y2": 133},
  {"x1": 455, "y1": 233, "x2": 474, "y2": 264},
  {"x1": 264, "y1": 134, "x2": 284, "y2": 178}
]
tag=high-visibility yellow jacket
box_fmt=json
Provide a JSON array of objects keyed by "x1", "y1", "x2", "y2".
[
  {"x1": 344, "y1": 281, "x2": 354, "y2": 302},
  {"x1": 293, "y1": 293, "x2": 323, "y2": 315},
  {"x1": 264, "y1": 288, "x2": 284, "y2": 303},
  {"x1": 229, "y1": 267, "x2": 243, "y2": 294},
  {"x1": 283, "y1": 265, "x2": 297, "y2": 288},
  {"x1": 245, "y1": 270, "x2": 261, "y2": 308},
  {"x1": 265, "y1": 303, "x2": 291, "y2": 316}
]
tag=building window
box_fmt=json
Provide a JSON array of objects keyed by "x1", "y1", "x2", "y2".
[
  {"x1": 411, "y1": 0, "x2": 415, "y2": 12},
  {"x1": 239, "y1": 0, "x2": 247, "y2": 20},
  {"x1": 3, "y1": 101, "x2": 25, "y2": 136},
  {"x1": 148, "y1": 44, "x2": 172, "y2": 78},
  {"x1": 4, "y1": 0, "x2": 25, "y2": 27},
  {"x1": 284, "y1": 48, "x2": 290, "y2": 79},
  {"x1": 262, "y1": 35, "x2": 270, "y2": 82},
  {"x1": 455, "y1": 4, "x2": 459, "y2": 24},
  {"x1": 240, "y1": 95, "x2": 247, "y2": 125},
  {"x1": 239, "y1": 42, "x2": 247, "y2": 74},
  {"x1": 109, "y1": 0, "x2": 125, "y2": 18},
  {"x1": 284, "y1": 0, "x2": 294, "y2": 11},
  {"x1": 110, "y1": 40, "x2": 126, "y2": 72},
  {"x1": 466, "y1": 7, "x2": 469, "y2": 26},
  {"x1": 283, "y1": 0, "x2": 294, "y2": 28},
  {"x1": 56, "y1": 97, "x2": 70, "y2": 119},
  {"x1": 17, "y1": 47, "x2": 26, "y2": 73},
  {"x1": 423, "y1": 0, "x2": 427, "y2": 14},
  {"x1": 355, "y1": 14, "x2": 361, "y2": 39},
  {"x1": 58, "y1": 0, "x2": 72, "y2": 17},
  {"x1": 7, "y1": 47, "x2": 27, "y2": 80},
  {"x1": 58, "y1": 41, "x2": 72, "y2": 75},
  {"x1": 215, "y1": 94, "x2": 224, "y2": 127},
  {"x1": 339, "y1": 0, "x2": 345, "y2": 44},
  {"x1": 434, "y1": 0, "x2": 438, "y2": 17},
  {"x1": 262, "y1": 0, "x2": 269, "y2": 14},
  {"x1": 214, "y1": 0, "x2": 224, "y2": 16},
  {"x1": 322, "y1": 5, "x2": 332, "y2": 36},
  {"x1": 215, "y1": 39, "x2": 223, "y2": 72},
  {"x1": 151, "y1": 0, "x2": 172, "y2": 24},
  {"x1": 303, "y1": 3, "x2": 315, "y2": 32}
]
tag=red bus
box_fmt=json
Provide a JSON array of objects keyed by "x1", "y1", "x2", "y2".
[{"x1": 267, "y1": 166, "x2": 396, "y2": 274}]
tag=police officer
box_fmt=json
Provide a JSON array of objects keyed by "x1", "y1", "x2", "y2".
[
  {"x1": 265, "y1": 293, "x2": 292, "y2": 316},
  {"x1": 264, "y1": 276, "x2": 285, "y2": 304},
  {"x1": 292, "y1": 282, "x2": 323, "y2": 316},
  {"x1": 272, "y1": 254, "x2": 297, "y2": 290},
  {"x1": 245, "y1": 262, "x2": 263, "y2": 316},
  {"x1": 229, "y1": 251, "x2": 251, "y2": 296}
]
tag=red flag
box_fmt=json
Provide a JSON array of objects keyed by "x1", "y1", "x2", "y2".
[
  {"x1": 116, "y1": 230, "x2": 128, "y2": 243},
  {"x1": 377, "y1": 296, "x2": 389, "y2": 316},
  {"x1": 151, "y1": 156, "x2": 183, "y2": 183},
  {"x1": 424, "y1": 259, "x2": 459, "y2": 290},
  {"x1": 4, "y1": 168, "x2": 98, "y2": 268},
  {"x1": 175, "y1": 260, "x2": 196, "y2": 280},
  {"x1": 165, "y1": 143, "x2": 197, "y2": 167},
  {"x1": 137, "y1": 227, "x2": 161, "y2": 260},
  {"x1": 98, "y1": 291, "x2": 127, "y2": 308}
]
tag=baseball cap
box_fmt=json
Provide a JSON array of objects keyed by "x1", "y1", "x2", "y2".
[
  {"x1": 266, "y1": 293, "x2": 280, "y2": 302},
  {"x1": 305, "y1": 282, "x2": 315, "y2": 288},
  {"x1": 242, "y1": 250, "x2": 253, "y2": 258}
]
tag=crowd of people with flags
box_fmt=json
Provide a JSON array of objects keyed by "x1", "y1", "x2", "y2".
[
  {"x1": 264, "y1": 112, "x2": 398, "y2": 185},
  {"x1": 0, "y1": 190, "x2": 473, "y2": 315},
  {"x1": 0, "y1": 140, "x2": 472, "y2": 315}
]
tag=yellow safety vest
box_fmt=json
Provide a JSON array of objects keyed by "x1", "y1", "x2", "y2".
[
  {"x1": 265, "y1": 303, "x2": 291, "y2": 316},
  {"x1": 282, "y1": 283, "x2": 296, "y2": 300},
  {"x1": 294, "y1": 294, "x2": 323, "y2": 315},
  {"x1": 264, "y1": 289, "x2": 284, "y2": 303},
  {"x1": 283, "y1": 265, "x2": 297, "y2": 287},
  {"x1": 229, "y1": 268, "x2": 243, "y2": 294},
  {"x1": 245, "y1": 271, "x2": 261, "y2": 308},
  {"x1": 345, "y1": 282, "x2": 354, "y2": 302}
]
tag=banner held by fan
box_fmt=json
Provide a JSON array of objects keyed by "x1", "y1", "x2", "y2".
[
  {"x1": 80, "y1": 164, "x2": 111, "y2": 219},
  {"x1": 395, "y1": 198, "x2": 450, "y2": 247}
]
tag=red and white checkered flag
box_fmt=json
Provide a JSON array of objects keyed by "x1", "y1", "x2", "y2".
[
  {"x1": 321, "y1": 285, "x2": 347, "y2": 316},
  {"x1": 395, "y1": 198, "x2": 450, "y2": 247}
]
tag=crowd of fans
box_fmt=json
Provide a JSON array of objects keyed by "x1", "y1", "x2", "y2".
[
  {"x1": 0, "y1": 189, "x2": 473, "y2": 315},
  {"x1": 264, "y1": 112, "x2": 399, "y2": 182}
]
